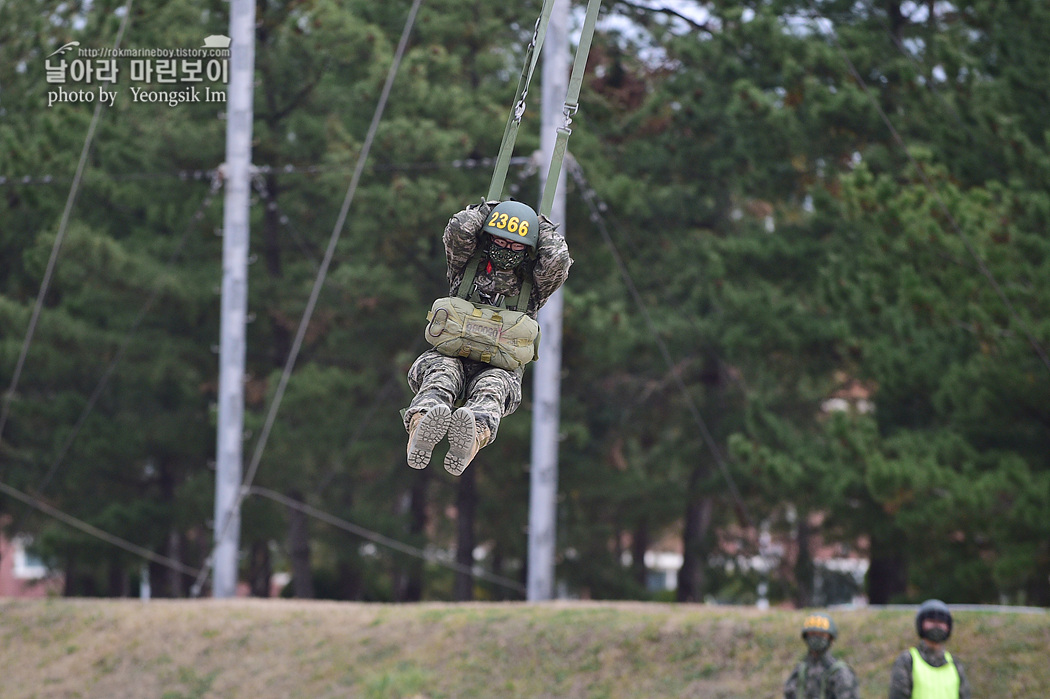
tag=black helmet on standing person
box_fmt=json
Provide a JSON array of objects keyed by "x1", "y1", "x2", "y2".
[{"x1": 915, "y1": 599, "x2": 953, "y2": 642}]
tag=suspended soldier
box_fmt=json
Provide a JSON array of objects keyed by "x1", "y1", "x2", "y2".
[
  {"x1": 889, "y1": 599, "x2": 971, "y2": 699},
  {"x1": 402, "y1": 199, "x2": 571, "y2": 475},
  {"x1": 783, "y1": 612, "x2": 860, "y2": 699}
]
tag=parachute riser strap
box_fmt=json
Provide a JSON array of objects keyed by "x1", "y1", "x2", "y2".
[
  {"x1": 539, "y1": 0, "x2": 602, "y2": 217},
  {"x1": 457, "y1": 252, "x2": 485, "y2": 303},
  {"x1": 512, "y1": 258, "x2": 535, "y2": 312},
  {"x1": 487, "y1": 0, "x2": 558, "y2": 202}
]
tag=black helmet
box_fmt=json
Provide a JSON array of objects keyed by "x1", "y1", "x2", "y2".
[
  {"x1": 801, "y1": 612, "x2": 838, "y2": 640},
  {"x1": 915, "y1": 599, "x2": 953, "y2": 641}
]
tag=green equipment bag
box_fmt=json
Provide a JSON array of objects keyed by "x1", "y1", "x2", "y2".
[{"x1": 425, "y1": 296, "x2": 539, "y2": 371}]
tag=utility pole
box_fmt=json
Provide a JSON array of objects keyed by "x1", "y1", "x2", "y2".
[
  {"x1": 528, "y1": 0, "x2": 569, "y2": 602},
  {"x1": 213, "y1": 0, "x2": 256, "y2": 598}
]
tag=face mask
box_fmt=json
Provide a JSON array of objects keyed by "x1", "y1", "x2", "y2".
[
  {"x1": 923, "y1": 627, "x2": 949, "y2": 643},
  {"x1": 805, "y1": 635, "x2": 831, "y2": 654},
  {"x1": 487, "y1": 242, "x2": 526, "y2": 270}
]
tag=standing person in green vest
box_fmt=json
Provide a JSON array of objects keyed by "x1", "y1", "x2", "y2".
[
  {"x1": 783, "y1": 612, "x2": 860, "y2": 699},
  {"x1": 888, "y1": 599, "x2": 972, "y2": 699}
]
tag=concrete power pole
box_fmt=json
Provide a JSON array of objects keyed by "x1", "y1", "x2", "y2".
[
  {"x1": 528, "y1": 0, "x2": 569, "y2": 602},
  {"x1": 213, "y1": 0, "x2": 256, "y2": 598}
]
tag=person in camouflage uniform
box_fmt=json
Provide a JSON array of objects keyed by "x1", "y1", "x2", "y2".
[
  {"x1": 889, "y1": 599, "x2": 971, "y2": 699},
  {"x1": 403, "y1": 199, "x2": 571, "y2": 475},
  {"x1": 783, "y1": 612, "x2": 860, "y2": 699}
]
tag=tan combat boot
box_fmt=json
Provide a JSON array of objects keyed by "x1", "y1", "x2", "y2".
[
  {"x1": 444, "y1": 407, "x2": 490, "y2": 476},
  {"x1": 406, "y1": 405, "x2": 452, "y2": 469}
]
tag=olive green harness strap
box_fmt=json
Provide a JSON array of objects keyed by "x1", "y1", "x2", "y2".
[
  {"x1": 458, "y1": 251, "x2": 534, "y2": 313},
  {"x1": 796, "y1": 660, "x2": 847, "y2": 699},
  {"x1": 538, "y1": 0, "x2": 603, "y2": 217},
  {"x1": 486, "y1": 0, "x2": 558, "y2": 202}
]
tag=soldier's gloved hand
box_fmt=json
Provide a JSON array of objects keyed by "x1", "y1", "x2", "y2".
[
  {"x1": 467, "y1": 199, "x2": 500, "y2": 213},
  {"x1": 466, "y1": 200, "x2": 502, "y2": 241}
]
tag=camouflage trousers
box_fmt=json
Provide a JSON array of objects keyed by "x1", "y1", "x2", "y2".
[{"x1": 404, "y1": 349, "x2": 523, "y2": 442}]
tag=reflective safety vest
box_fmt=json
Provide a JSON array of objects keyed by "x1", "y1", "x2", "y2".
[
  {"x1": 424, "y1": 251, "x2": 540, "y2": 371},
  {"x1": 909, "y1": 647, "x2": 959, "y2": 699}
]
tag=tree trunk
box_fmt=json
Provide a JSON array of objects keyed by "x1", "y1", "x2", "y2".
[
  {"x1": 248, "y1": 539, "x2": 271, "y2": 597},
  {"x1": 108, "y1": 557, "x2": 129, "y2": 597},
  {"x1": 1026, "y1": 546, "x2": 1050, "y2": 607},
  {"x1": 631, "y1": 519, "x2": 649, "y2": 590},
  {"x1": 63, "y1": 553, "x2": 78, "y2": 596},
  {"x1": 886, "y1": 0, "x2": 905, "y2": 40},
  {"x1": 677, "y1": 492, "x2": 714, "y2": 602},
  {"x1": 157, "y1": 460, "x2": 185, "y2": 597},
  {"x1": 867, "y1": 530, "x2": 907, "y2": 604},
  {"x1": 794, "y1": 513, "x2": 814, "y2": 607},
  {"x1": 395, "y1": 473, "x2": 428, "y2": 602},
  {"x1": 287, "y1": 490, "x2": 314, "y2": 598},
  {"x1": 336, "y1": 557, "x2": 363, "y2": 601},
  {"x1": 454, "y1": 467, "x2": 477, "y2": 601},
  {"x1": 166, "y1": 530, "x2": 185, "y2": 598},
  {"x1": 678, "y1": 350, "x2": 727, "y2": 603},
  {"x1": 490, "y1": 547, "x2": 509, "y2": 601},
  {"x1": 262, "y1": 172, "x2": 292, "y2": 368}
]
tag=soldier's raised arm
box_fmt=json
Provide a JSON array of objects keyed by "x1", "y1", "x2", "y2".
[
  {"x1": 443, "y1": 201, "x2": 492, "y2": 290},
  {"x1": 528, "y1": 216, "x2": 572, "y2": 313}
]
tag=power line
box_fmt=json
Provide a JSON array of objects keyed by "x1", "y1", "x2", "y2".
[
  {"x1": 248, "y1": 486, "x2": 526, "y2": 596},
  {"x1": 1, "y1": 158, "x2": 506, "y2": 594},
  {"x1": 0, "y1": 169, "x2": 217, "y2": 187},
  {"x1": 0, "y1": 0, "x2": 135, "y2": 446},
  {"x1": 250, "y1": 173, "x2": 322, "y2": 271},
  {"x1": 192, "y1": 0, "x2": 426, "y2": 597},
  {"x1": 0, "y1": 156, "x2": 534, "y2": 189},
  {"x1": 567, "y1": 157, "x2": 756, "y2": 532},
  {"x1": 0, "y1": 475, "x2": 526, "y2": 595},
  {"x1": 802, "y1": 6, "x2": 1050, "y2": 375},
  {"x1": 0, "y1": 479, "x2": 199, "y2": 577}
]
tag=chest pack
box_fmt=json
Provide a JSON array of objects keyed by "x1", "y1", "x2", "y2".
[{"x1": 424, "y1": 251, "x2": 540, "y2": 371}]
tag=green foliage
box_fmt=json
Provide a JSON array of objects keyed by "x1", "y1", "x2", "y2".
[{"x1": 1, "y1": 0, "x2": 1047, "y2": 606}]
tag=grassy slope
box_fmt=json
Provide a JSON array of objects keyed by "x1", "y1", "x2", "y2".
[{"x1": 0, "y1": 599, "x2": 1047, "y2": 698}]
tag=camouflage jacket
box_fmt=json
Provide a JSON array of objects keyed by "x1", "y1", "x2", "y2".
[
  {"x1": 783, "y1": 652, "x2": 860, "y2": 699},
  {"x1": 444, "y1": 200, "x2": 572, "y2": 319},
  {"x1": 889, "y1": 641, "x2": 971, "y2": 699}
]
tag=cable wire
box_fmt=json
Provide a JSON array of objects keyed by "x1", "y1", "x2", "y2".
[
  {"x1": 567, "y1": 157, "x2": 755, "y2": 532},
  {"x1": 0, "y1": 156, "x2": 532, "y2": 189},
  {"x1": 192, "y1": 0, "x2": 426, "y2": 597},
  {"x1": 250, "y1": 173, "x2": 321, "y2": 271},
  {"x1": 0, "y1": 479, "x2": 199, "y2": 577},
  {"x1": 37, "y1": 174, "x2": 222, "y2": 494},
  {"x1": 248, "y1": 486, "x2": 526, "y2": 596},
  {"x1": 0, "y1": 0, "x2": 135, "y2": 446}
]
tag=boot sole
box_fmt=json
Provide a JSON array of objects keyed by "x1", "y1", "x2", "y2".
[
  {"x1": 407, "y1": 405, "x2": 451, "y2": 470},
  {"x1": 444, "y1": 407, "x2": 477, "y2": 476}
]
